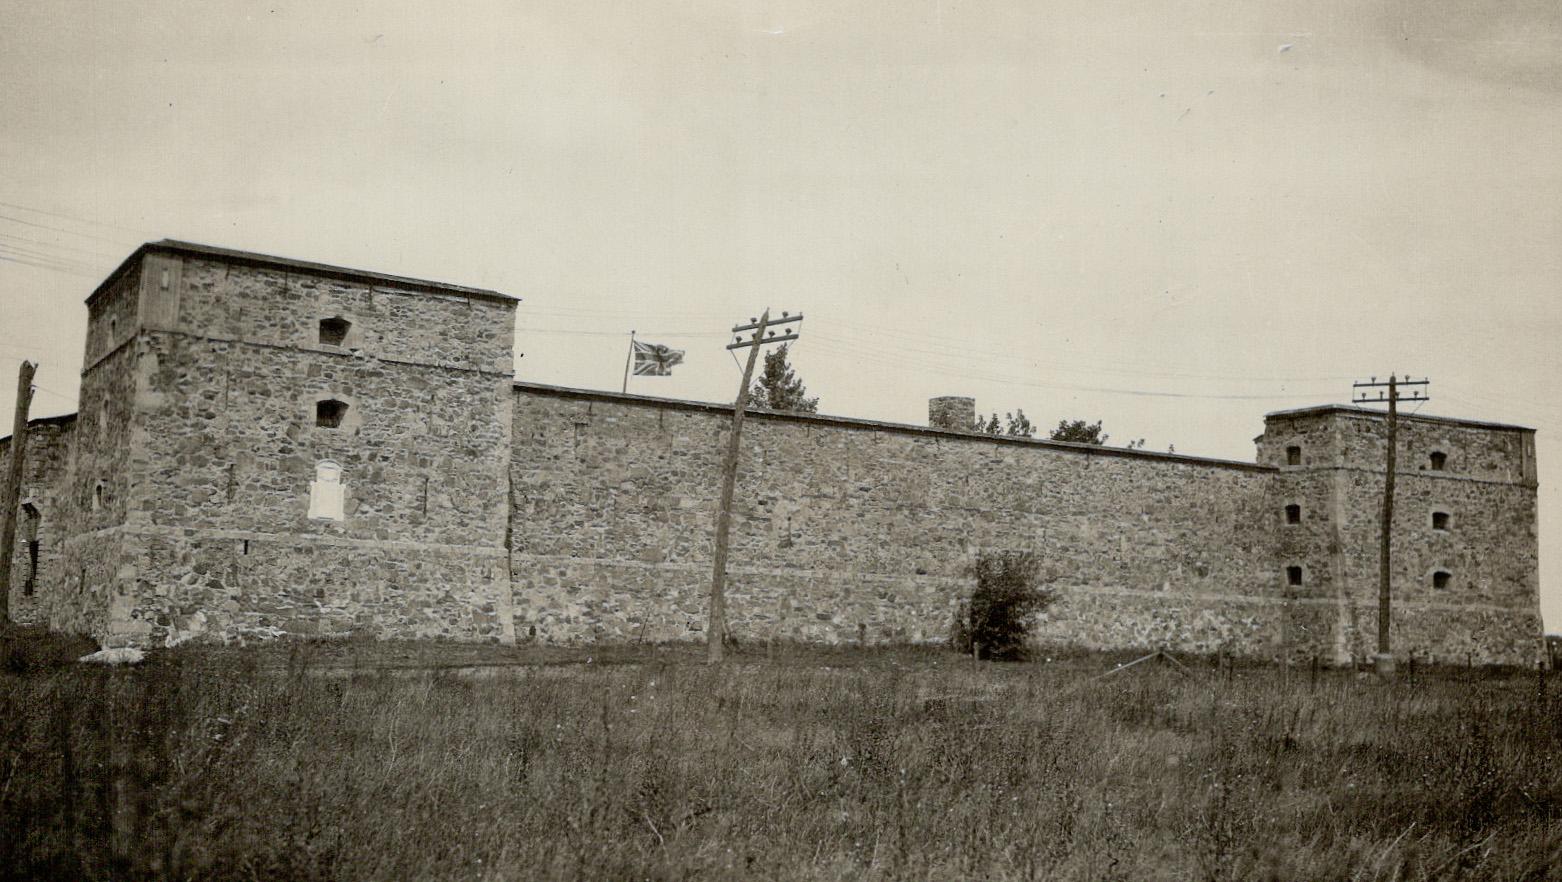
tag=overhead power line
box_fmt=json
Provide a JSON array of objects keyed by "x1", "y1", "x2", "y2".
[
  {"x1": 0, "y1": 199, "x2": 157, "y2": 236},
  {"x1": 0, "y1": 213, "x2": 137, "y2": 247},
  {"x1": 0, "y1": 230, "x2": 121, "y2": 260},
  {"x1": 810, "y1": 329, "x2": 1351, "y2": 386},
  {"x1": 30, "y1": 384, "x2": 78, "y2": 405},
  {"x1": 515, "y1": 308, "x2": 1358, "y2": 389},
  {"x1": 0, "y1": 241, "x2": 103, "y2": 271},
  {"x1": 827, "y1": 318, "x2": 1356, "y2": 380},
  {"x1": 803, "y1": 337, "x2": 1335, "y2": 401},
  {"x1": 0, "y1": 254, "x2": 101, "y2": 279},
  {"x1": 517, "y1": 326, "x2": 728, "y2": 339},
  {"x1": 521, "y1": 303, "x2": 735, "y2": 320}
]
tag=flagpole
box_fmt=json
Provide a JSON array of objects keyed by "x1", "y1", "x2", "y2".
[{"x1": 622, "y1": 330, "x2": 635, "y2": 394}]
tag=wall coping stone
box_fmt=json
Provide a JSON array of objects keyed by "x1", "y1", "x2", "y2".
[{"x1": 513, "y1": 381, "x2": 1275, "y2": 472}]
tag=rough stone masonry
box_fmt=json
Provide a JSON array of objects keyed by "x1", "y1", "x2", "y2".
[{"x1": 1, "y1": 241, "x2": 1544, "y2": 664}]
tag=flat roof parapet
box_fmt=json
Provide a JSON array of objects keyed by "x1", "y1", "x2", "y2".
[
  {"x1": 86, "y1": 240, "x2": 518, "y2": 308},
  {"x1": 1263, "y1": 404, "x2": 1533, "y2": 434}
]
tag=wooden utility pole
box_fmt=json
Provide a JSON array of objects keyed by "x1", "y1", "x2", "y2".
[
  {"x1": 707, "y1": 309, "x2": 802, "y2": 663},
  {"x1": 0, "y1": 360, "x2": 37, "y2": 624},
  {"x1": 1352, "y1": 374, "x2": 1429, "y2": 677}
]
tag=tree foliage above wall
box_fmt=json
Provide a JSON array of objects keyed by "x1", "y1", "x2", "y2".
[
  {"x1": 749, "y1": 344, "x2": 818, "y2": 413},
  {"x1": 977, "y1": 414, "x2": 1155, "y2": 450},
  {"x1": 973, "y1": 409, "x2": 1034, "y2": 438},
  {"x1": 1048, "y1": 419, "x2": 1107, "y2": 445}
]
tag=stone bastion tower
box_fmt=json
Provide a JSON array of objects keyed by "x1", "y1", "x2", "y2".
[
  {"x1": 25, "y1": 241, "x2": 518, "y2": 645},
  {"x1": 1258, "y1": 405, "x2": 1541, "y2": 665}
]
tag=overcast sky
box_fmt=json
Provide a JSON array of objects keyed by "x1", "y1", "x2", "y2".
[{"x1": 3, "y1": 1, "x2": 1561, "y2": 628}]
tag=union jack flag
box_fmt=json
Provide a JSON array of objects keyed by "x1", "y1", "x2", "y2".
[{"x1": 632, "y1": 339, "x2": 685, "y2": 376}]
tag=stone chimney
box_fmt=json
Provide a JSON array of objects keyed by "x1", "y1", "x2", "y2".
[{"x1": 928, "y1": 396, "x2": 975, "y2": 431}]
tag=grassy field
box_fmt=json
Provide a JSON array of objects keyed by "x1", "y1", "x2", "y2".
[{"x1": 2, "y1": 629, "x2": 1559, "y2": 881}]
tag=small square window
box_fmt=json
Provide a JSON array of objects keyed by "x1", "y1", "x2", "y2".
[
  {"x1": 316, "y1": 399, "x2": 349, "y2": 429},
  {"x1": 1286, "y1": 566, "x2": 1303, "y2": 586},
  {"x1": 1432, "y1": 571, "x2": 1452, "y2": 589},
  {"x1": 1432, "y1": 511, "x2": 1450, "y2": 531},
  {"x1": 319, "y1": 316, "x2": 351, "y2": 346},
  {"x1": 1284, "y1": 504, "x2": 1301, "y2": 525},
  {"x1": 1286, "y1": 446, "x2": 1301, "y2": 466},
  {"x1": 1430, "y1": 451, "x2": 1447, "y2": 471}
]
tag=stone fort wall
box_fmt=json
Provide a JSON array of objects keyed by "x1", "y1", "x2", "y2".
[
  {"x1": 509, "y1": 385, "x2": 1286, "y2": 653},
  {"x1": 1, "y1": 241, "x2": 1544, "y2": 664},
  {"x1": 506, "y1": 386, "x2": 1543, "y2": 664}
]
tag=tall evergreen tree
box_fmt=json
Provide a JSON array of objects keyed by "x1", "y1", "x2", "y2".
[{"x1": 749, "y1": 344, "x2": 818, "y2": 413}]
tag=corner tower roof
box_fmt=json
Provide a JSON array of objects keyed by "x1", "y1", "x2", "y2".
[
  {"x1": 85, "y1": 239, "x2": 519, "y2": 308},
  {"x1": 1262, "y1": 404, "x2": 1533, "y2": 434}
]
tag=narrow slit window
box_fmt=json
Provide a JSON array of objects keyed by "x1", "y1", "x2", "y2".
[
  {"x1": 319, "y1": 316, "x2": 351, "y2": 346},
  {"x1": 1284, "y1": 504, "x2": 1301, "y2": 525},
  {"x1": 1286, "y1": 566, "x2": 1303, "y2": 587},
  {"x1": 316, "y1": 399, "x2": 349, "y2": 429},
  {"x1": 1430, "y1": 451, "x2": 1447, "y2": 471},
  {"x1": 1432, "y1": 511, "x2": 1450, "y2": 531},
  {"x1": 21, "y1": 503, "x2": 39, "y2": 596},
  {"x1": 92, "y1": 481, "x2": 105, "y2": 511},
  {"x1": 1432, "y1": 570, "x2": 1452, "y2": 590},
  {"x1": 25, "y1": 540, "x2": 38, "y2": 595},
  {"x1": 1286, "y1": 445, "x2": 1301, "y2": 466}
]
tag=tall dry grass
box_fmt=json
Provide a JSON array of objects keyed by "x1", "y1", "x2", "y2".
[{"x1": 1, "y1": 633, "x2": 1558, "y2": 881}]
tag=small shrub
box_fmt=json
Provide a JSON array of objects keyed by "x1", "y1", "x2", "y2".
[{"x1": 951, "y1": 550, "x2": 1054, "y2": 660}]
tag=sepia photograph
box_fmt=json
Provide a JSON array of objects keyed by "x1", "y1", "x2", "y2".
[{"x1": 2, "y1": 1, "x2": 1559, "y2": 878}]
